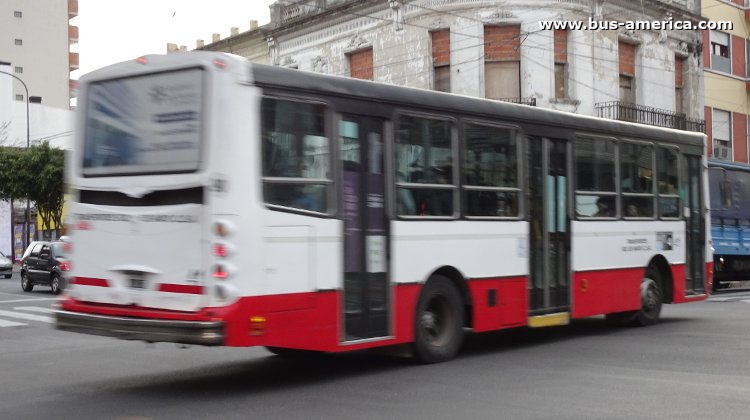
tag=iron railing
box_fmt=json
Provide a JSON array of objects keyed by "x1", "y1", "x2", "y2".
[
  {"x1": 496, "y1": 97, "x2": 537, "y2": 106},
  {"x1": 595, "y1": 101, "x2": 705, "y2": 134}
]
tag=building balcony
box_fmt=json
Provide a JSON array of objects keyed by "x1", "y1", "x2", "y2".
[
  {"x1": 595, "y1": 101, "x2": 705, "y2": 134},
  {"x1": 69, "y1": 25, "x2": 78, "y2": 42},
  {"x1": 69, "y1": 52, "x2": 79, "y2": 71},
  {"x1": 68, "y1": 0, "x2": 78, "y2": 19},
  {"x1": 495, "y1": 97, "x2": 537, "y2": 106}
]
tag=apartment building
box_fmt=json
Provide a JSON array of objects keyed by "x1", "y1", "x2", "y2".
[
  {"x1": 0, "y1": 0, "x2": 78, "y2": 109},
  {"x1": 703, "y1": 0, "x2": 750, "y2": 162}
]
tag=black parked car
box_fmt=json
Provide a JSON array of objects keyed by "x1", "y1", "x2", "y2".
[{"x1": 20, "y1": 241, "x2": 70, "y2": 294}]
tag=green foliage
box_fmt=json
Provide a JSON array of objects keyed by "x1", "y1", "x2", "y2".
[{"x1": 0, "y1": 143, "x2": 65, "y2": 235}]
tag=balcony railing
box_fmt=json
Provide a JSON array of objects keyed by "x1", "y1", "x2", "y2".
[
  {"x1": 496, "y1": 97, "x2": 537, "y2": 106},
  {"x1": 595, "y1": 101, "x2": 705, "y2": 134}
]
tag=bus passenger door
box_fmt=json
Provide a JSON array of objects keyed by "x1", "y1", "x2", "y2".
[
  {"x1": 340, "y1": 115, "x2": 390, "y2": 341},
  {"x1": 528, "y1": 137, "x2": 571, "y2": 315},
  {"x1": 683, "y1": 154, "x2": 706, "y2": 294}
]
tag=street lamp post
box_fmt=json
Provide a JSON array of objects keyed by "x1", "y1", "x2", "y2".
[{"x1": 0, "y1": 67, "x2": 32, "y2": 257}]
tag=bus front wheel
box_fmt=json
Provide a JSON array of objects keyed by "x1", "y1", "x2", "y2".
[{"x1": 412, "y1": 275, "x2": 464, "y2": 364}]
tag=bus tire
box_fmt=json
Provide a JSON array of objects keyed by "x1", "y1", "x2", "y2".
[
  {"x1": 631, "y1": 269, "x2": 662, "y2": 327},
  {"x1": 605, "y1": 268, "x2": 662, "y2": 327},
  {"x1": 412, "y1": 275, "x2": 464, "y2": 364}
]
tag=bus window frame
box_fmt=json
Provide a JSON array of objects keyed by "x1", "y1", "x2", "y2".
[
  {"x1": 393, "y1": 110, "x2": 459, "y2": 220},
  {"x1": 573, "y1": 135, "x2": 619, "y2": 220},
  {"x1": 460, "y1": 118, "x2": 524, "y2": 221},
  {"x1": 260, "y1": 93, "x2": 336, "y2": 218},
  {"x1": 619, "y1": 138, "x2": 657, "y2": 221},
  {"x1": 656, "y1": 145, "x2": 682, "y2": 221}
]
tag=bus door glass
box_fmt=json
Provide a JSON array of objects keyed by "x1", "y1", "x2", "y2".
[
  {"x1": 340, "y1": 115, "x2": 390, "y2": 340},
  {"x1": 683, "y1": 154, "x2": 706, "y2": 293},
  {"x1": 528, "y1": 137, "x2": 570, "y2": 313}
]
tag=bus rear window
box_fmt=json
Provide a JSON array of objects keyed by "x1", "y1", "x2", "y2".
[{"x1": 82, "y1": 68, "x2": 204, "y2": 176}]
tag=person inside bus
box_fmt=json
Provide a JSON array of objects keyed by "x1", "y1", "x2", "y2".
[
  {"x1": 594, "y1": 197, "x2": 614, "y2": 217},
  {"x1": 396, "y1": 172, "x2": 416, "y2": 215},
  {"x1": 429, "y1": 165, "x2": 453, "y2": 216}
]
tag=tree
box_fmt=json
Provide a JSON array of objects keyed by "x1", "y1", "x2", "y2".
[
  {"x1": 24, "y1": 143, "x2": 66, "y2": 238},
  {"x1": 0, "y1": 142, "x2": 66, "y2": 238}
]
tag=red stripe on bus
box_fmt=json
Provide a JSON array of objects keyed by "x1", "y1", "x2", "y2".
[
  {"x1": 157, "y1": 284, "x2": 204, "y2": 294},
  {"x1": 572, "y1": 267, "x2": 643, "y2": 318},
  {"x1": 72, "y1": 277, "x2": 110, "y2": 287}
]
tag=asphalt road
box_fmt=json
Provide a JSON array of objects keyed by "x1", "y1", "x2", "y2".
[{"x1": 1, "y1": 273, "x2": 750, "y2": 420}]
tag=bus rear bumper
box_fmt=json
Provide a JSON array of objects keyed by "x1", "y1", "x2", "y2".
[{"x1": 55, "y1": 310, "x2": 224, "y2": 346}]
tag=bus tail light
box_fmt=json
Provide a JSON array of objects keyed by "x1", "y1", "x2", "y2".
[
  {"x1": 213, "y1": 220, "x2": 235, "y2": 238},
  {"x1": 213, "y1": 242, "x2": 234, "y2": 258},
  {"x1": 213, "y1": 263, "x2": 234, "y2": 280}
]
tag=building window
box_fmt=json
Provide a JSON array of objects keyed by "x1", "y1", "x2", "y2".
[
  {"x1": 348, "y1": 48, "x2": 373, "y2": 81},
  {"x1": 618, "y1": 42, "x2": 636, "y2": 104},
  {"x1": 712, "y1": 109, "x2": 732, "y2": 160},
  {"x1": 484, "y1": 25, "x2": 521, "y2": 100},
  {"x1": 15, "y1": 94, "x2": 24, "y2": 101},
  {"x1": 14, "y1": 11, "x2": 22, "y2": 18},
  {"x1": 554, "y1": 29, "x2": 568, "y2": 99},
  {"x1": 14, "y1": 66, "x2": 23, "y2": 74},
  {"x1": 710, "y1": 30, "x2": 731, "y2": 73},
  {"x1": 675, "y1": 56, "x2": 685, "y2": 114},
  {"x1": 14, "y1": 39, "x2": 23, "y2": 46},
  {"x1": 431, "y1": 29, "x2": 450, "y2": 92}
]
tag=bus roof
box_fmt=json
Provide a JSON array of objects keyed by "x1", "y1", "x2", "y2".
[{"x1": 250, "y1": 62, "x2": 705, "y2": 150}]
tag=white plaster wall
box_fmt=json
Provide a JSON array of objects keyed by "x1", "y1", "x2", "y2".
[{"x1": 270, "y1": 0, "x2": 704, "y2": 120}]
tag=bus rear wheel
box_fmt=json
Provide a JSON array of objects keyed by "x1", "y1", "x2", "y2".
[
  {"x1": 605, "y1": 268, "x2": 662, "y2": 327},
  {"x1": 412, "y1": 275, "x2": 464, "y2": 364}
]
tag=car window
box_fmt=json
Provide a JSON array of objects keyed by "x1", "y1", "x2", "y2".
[
  {"x1": 29, "y1": 243, "x2": 43, "y2": 258},
  {"x1": 51, "y1": 242, "x2": 66, "y2": 257}
]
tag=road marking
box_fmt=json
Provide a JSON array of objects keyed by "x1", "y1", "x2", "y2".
[
  {"x1": 13, "y1": 306, "x2": 55, "y2": 314},
  {"x1": 0, "y1": 310, "x2": 54, "y2": 323},
  {"x1": 0, "y1": 298, "x2": 59, "y2": 304},
  {"x1": 0, "y1": 319, "x2": 26, "y2": 327}
]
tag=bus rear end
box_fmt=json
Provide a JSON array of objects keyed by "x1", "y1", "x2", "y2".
[{"x1": 57, "y1": 53, "x2": 251, "y2": 345}]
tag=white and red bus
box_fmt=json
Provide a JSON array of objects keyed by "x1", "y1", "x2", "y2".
[{"x1": 56, "y1": 52, "x2": 711, "y2": 363}]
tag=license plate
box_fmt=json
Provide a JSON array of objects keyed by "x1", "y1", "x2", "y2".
[{"x1": 129, "y1": 278, "x2": 146, "y2": 289}]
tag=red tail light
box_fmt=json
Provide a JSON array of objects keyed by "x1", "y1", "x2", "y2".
[
  {"x1": 213, "y1": 243, "x2": 227, "y2": 258},
  {"x1": 59, "y1": 261, "x2": 71, "y2": 271},
  {"x1": 213, "y1": 264, "x2": 228, "y2": 279}
]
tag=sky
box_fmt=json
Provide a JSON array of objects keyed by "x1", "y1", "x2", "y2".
[{"x1": 72, "y1": 0, "x2": 276, "y2": 79}]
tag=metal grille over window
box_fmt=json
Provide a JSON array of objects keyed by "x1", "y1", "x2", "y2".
[
  {"x1": 575, "y1": 138, "x2": 617, "y2": 218},
  {"x1": 463, "y1": 123, "x2": 519, "y2": 218},
  {"x1": 261, "y1": 98, "x2": 331, "y2": 214},
  {"x1": 656, "y1": 147, "x2": 680, "y2": 219},
  {"x1": 620, "y1": 142, "x2": 655, "y2": 218},
  {"x1": 395, "y1": 115, "x2": 455, "y2": 217}
]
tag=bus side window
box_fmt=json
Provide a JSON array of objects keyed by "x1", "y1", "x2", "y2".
[
  {"x1": 395, "y1": 114, "x2": 456, "y2": 217},
  {"x1": 462, "y1": 122, "x2": 519, "y2": 218},
  {"x1": 574, "y1": 137, "x2": 617, "y2": 218},
  {"x1": 261, "y1": 98, "x2": 331, "y2": 213}
]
